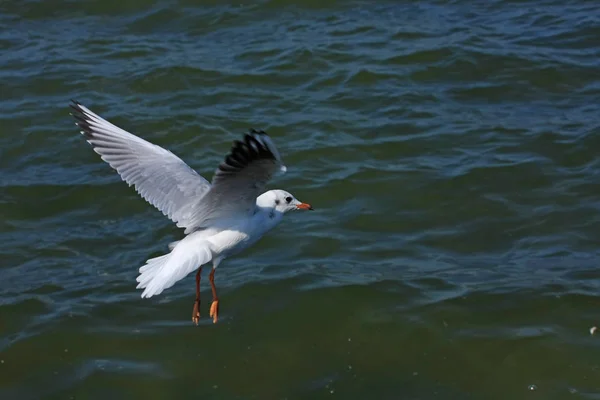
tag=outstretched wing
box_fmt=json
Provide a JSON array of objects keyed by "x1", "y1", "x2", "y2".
[
  {"x1": 182, "y1": 130, "x2": 287, "y2": 231},
  {"x1": 70, "y1": 101, "x2": 211, "y2": 227}
]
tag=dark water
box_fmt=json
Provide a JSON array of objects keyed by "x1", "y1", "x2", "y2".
[{"x1": 2, "y1": 0, "x2": 600, "y2": 398}]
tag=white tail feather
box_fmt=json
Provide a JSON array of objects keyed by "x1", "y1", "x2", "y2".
[{"x1": 136, "y1": 236, "x2": 213, "y2": 298}]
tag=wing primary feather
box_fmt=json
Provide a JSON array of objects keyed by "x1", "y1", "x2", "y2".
[
  {"x1": 225, "y1": 155, "x2": 244, "y2": 169},
  {"x1": 69, "y1": 100, "x2": 212, "y2": 230}
]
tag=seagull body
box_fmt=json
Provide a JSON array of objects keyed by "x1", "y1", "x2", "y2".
[{"x1": 70, "y1": 101, "x2": 312, "y2": 324}]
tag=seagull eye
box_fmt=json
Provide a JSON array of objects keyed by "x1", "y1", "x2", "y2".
[
  {"x1": 275, "y1": 200, "x2": 280, "y2": 205},
  {"x1": 285, "y1": 196, "x2": 292, "y2": 203}
]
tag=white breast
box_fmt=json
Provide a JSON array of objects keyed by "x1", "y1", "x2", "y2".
[{"x1": 206, "y1": 207, "x2": 283, "y2": 261}]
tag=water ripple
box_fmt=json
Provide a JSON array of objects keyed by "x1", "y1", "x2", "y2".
[{"x1": 2, "y1": 0, "x2": 600, "y2": 397}]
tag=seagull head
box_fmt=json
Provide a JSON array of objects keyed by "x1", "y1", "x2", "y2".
[{"x1": 259, "y1": 190, "x2": 313, "y2": 214}]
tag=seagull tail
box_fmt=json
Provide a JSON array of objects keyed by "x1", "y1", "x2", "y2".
[{"x1": 136, "y1": 235, "x2": 213, "y2": 298}]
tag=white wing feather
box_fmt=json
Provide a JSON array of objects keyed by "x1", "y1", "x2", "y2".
[{"x1": 71, "y1": 101, "x2": 211, "y2": 228}]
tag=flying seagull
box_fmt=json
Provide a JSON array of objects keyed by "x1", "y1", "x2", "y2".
[{"x1": 70, "y1": 101, "x2": 313, "y2": 324}]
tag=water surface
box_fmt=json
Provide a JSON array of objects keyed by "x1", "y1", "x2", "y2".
[{"x1": 1, "y1": 0, "x2": 600, "y2": 398}]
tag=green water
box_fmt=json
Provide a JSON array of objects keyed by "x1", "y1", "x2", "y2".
[{"x1": 2, "y1": 0, "x2": 600, "y2": 398}]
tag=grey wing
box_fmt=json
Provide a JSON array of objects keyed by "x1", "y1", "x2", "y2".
[
  {"x1": 182, "y1": 130, "x2": 287, "y2": 231},
  {"x1": 70, "y1": 101, "x2": 211, "y2": 228}
]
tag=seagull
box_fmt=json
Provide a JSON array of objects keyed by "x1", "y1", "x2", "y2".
[{"x1": 69, "y1": 100, "x2": 313, "y2": 324}]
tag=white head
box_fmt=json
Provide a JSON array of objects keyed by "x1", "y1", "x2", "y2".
[{"x1": 256, "y1": 189, "x2": 313, "y2": 214}]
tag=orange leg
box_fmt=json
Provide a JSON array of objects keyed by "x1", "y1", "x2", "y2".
[
  {"x1": 209, "y1": 268, "x2": 219, "y2": 324},
  {"x1": 192, "y1": 267, "x2": 202, "y2": 325}
]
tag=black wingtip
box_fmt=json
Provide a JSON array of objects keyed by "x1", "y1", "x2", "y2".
[
  {"x1": 249, "y1": 128, "x2": 267, "y2": 136},
  {"x1": 69, "y1": 100, "x2": 94, "y2": 139},
  {"x1": 69, "y1": 99, "x2": 83, "y2": 115},
  {"x1": 216, "y1": 130, "x2": 277, "y2": 174}
]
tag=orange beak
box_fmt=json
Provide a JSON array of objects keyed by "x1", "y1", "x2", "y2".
[{"x1": 296, "y1": 202, "x2": 314, "y2": 211}]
